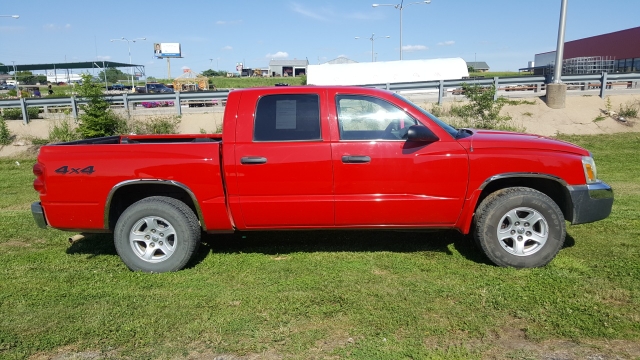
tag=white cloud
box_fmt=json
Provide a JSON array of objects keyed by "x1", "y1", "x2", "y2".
[
  {"x1": 222, "y1": 45, "x2": 233, "y2": 51},
  {"x1": 266, "y1": 51, "x2": 289, "y2": 59},
  {"x1": 291, "y1": 2, "x2": 328, "y2": 21},
  {"x1": 96, "y1": 55, "x2": 111, "y2": 60},
  {"x1": 437, "y1": 40, "x2": 455, "y2": 46},
  {"x1": 0, "y1": 26, "x2": 24, "y2": 34},
  {"x1": 402, "y1": 45, "x2": 428, "y2": 52},
  {"x1": 43, "y1": 23, "x2": 71, "y2": 31}
]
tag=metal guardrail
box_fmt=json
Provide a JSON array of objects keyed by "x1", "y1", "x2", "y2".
[
  {"x1": 2, "y1": 73, "x2": 639, "y2": 124},
  {"x1": 364, "y1": 73, "x2": 640, "y2": 104},
  {"x1": 0, "y1": 90, "x2": 231, "y2": 124}
]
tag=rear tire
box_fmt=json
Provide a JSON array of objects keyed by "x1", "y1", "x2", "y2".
[
  {"x1": 114, "y1": 196, "x2": 201, "y2": 273},
  {"x1": 474, "y1": 187, "x2": 565, "y2": 268}
]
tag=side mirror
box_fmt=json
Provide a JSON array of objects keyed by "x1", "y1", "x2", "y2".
[{"x1": 406, "y1": 125, "x2": 439, "y2": 142}]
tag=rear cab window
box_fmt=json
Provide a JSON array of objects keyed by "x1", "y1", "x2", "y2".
[{"x1": 254, "y1": 94, "x2": 321, "y2": 141}]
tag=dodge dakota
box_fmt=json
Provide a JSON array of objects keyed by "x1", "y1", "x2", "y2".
[{"x1": 31, "y1": 86, "x2": 613, "y2": 272}]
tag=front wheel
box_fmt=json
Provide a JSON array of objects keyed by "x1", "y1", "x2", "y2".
[
  {"x1": 474, "y1": 187, "x2": 566, "y2": 268},
  {"x1": 114, "y1": 196, "x2": 201, "y2": 273}
]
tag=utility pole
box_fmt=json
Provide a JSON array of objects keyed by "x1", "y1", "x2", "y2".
[{"x1": 546, "y1": 0, "x2": 568, "y2": 109}]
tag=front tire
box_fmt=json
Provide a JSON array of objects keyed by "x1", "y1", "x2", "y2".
[
  {"x1": 474, "y1": 187, "x2": 566, "y2": 268},
  {"x1": 114, "y1": 196, "x2": 201, "y2": 273}
]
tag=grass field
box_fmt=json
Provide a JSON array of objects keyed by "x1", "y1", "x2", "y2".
[{"x1": 0, "y1": 133, "x2": 639, "y2": 359}]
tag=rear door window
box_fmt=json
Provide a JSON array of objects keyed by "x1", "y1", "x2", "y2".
[{"x1": 254, "y1": 94, "x2": 321, "y2": 141}]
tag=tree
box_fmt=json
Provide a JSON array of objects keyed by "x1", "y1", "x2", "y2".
[
  {"x1": 76, "y1": 74, "x2": 126, "y2": 138},
  {"x1": 98, "y1": 68, "x2": 130, "y2": 83},
  {"x1": 201, "y1": 69, "x2": 227, "y2": 77},
  {"x1": 15, "y1": 71, "x2": 46, "y2": 85},
  {"x1": 467, "y1": 65, "x2": 476, "y2": 73}
]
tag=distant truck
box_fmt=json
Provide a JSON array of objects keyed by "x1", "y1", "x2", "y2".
[{"x1": 135, "y1": 83, "x2": 174, "y2": 94}]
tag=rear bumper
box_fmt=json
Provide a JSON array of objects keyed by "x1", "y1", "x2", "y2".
[
  {"x1": 31, "y1": 202, "x2": 48, "y2": 229},
  {"x1": 568, "y1": 181, "x2": 614, "y2": 225}
]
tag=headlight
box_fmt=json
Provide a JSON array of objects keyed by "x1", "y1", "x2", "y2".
[{"x1": 582, "y1": 156, "x2": 598, "y2": 184}]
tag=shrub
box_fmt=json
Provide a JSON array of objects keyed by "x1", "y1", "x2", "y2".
[
  {"x1": 430, "y1": 104, "x2": 444, "y2": 117},
  {"x1": 76, "y1": 73, "x2": 126, "y2": 138},
  {"x1": 453, "y1": 83, "x2": 511, "y2": 129},
  {"x1": 27, "y1": 107, "x2": 40, "y2": 119},
  {"x1": 618, "y1": 103, "x2": 638, "y2": 119},
  {"x1": 0, "y1": 116, "x2": 12, "y2": 145},
  {"x1": 1, "y1": 107, "x2": 40, "y2": 120},
  {"x1": 7, "y1": 89, "x2": 17, "y2": 97},
  {"x1": 49, "y1": 119, "x2": 80, "y2": 143},
  {"x1": 127, "y1": 116, "x2": 181, "y2": 135},
  {"x1": 1, "y1": 108, "x2": 22, "y2": 120}
]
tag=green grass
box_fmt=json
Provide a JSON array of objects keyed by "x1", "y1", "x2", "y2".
[
  {"x1": 1, "y1": 133, "x2": 640, "y2": 359},
  {"x1": 151, "y1": 76, "x2": 305, "y2": 89},
  {"x1": 209, "y1": 76, "x2": 305, "y2": 89}
]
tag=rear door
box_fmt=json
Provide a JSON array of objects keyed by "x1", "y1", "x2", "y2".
[{"x1": 233, "y1": 89, "x2": 334, "y2": 228}]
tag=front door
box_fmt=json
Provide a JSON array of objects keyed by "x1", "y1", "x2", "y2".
[{"x1": 330, "y1": 93, "x2": 468, "y2": 226}]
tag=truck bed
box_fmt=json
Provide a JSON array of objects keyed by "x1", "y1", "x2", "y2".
[
  {"x1": 53, "y1": 134, "x2": 222, "y2": 145},
  {"x1": 36, "y1": 134, "x2": 229, "y2": 232}
]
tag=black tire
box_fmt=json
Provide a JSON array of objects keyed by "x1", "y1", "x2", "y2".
[
  {"x1": 114, "y1": 196, "x2": 201, "y2": 273},
  {"x1": 473, "y1": 187, "x2": 565, "y2": 268}
]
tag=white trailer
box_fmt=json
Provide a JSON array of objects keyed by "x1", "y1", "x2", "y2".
[{"x1": 307, "y1": 58, "x2": 469, "y2": 86}]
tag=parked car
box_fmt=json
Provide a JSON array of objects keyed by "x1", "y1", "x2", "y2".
[
  {"x1": 135, "y1": 83, "x2": 174, "y2": 94},
  {"x1": 31, "y1": 86, "x2": 613, "y2": 273},
  {"x1": 0, "y1": 84, "x2": 16, "y2": 90}
]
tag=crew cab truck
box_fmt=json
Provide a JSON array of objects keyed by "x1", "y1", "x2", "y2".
[{"x1": 31, "y1": 86, "x2": 613, "y2": 272}]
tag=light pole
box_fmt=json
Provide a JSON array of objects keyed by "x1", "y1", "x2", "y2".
[
  {"x1": 372, "y1": 1, "x2": 431, "y2": 60},
  {"x1": 11, "y1": 60, "x2": 19, "y2": 98},
  {"x1": 209, "y1": 58, "x2": 219, "y2": 71},
  {"x1": 355, "y1": 33, "x2": 390, "y2": 62},
  {"x1": 110, "y1": 37, "x2": 146, "y2": 89}
]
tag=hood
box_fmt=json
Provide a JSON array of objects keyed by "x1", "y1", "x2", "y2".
[{"x1": 459, "y1": 129, "x2": 589, "y2": 156}]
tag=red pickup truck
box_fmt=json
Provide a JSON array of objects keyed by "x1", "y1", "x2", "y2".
[{"x1": 31, "y1": 86, "x2": 613, "y2": 272}]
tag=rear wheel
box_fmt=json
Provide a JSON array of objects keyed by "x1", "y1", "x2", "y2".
[
  {"x1": 474, "y1": 187, "x2": 565, "y2": 268},
  {"x1": 114, "y1": 196, "x2": 201, "y2": 273}
]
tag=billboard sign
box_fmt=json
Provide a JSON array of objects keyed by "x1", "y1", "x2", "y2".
[{"x1": 154, "y1": 43, "x2": 181, "y2": 58}]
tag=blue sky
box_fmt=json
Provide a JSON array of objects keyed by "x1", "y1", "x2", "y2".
[{"x1": 1, "y1": 0, "x2": 638, "y2": 77}]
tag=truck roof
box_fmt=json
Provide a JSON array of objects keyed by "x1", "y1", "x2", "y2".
[{"x1": 230, "y1": 85, "x2": 392, "y2": 95}]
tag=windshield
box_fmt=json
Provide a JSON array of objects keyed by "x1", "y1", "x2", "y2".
[{"x1": 393, "y1": 93, "x2": 459, "y2": 138}]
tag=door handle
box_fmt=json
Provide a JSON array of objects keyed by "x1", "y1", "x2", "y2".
[
  {"x1": 341, "y1": 155, "x2": 371, "y2": 164},
  {"x1": 240, "y1": 156, "x2": 267, "y2": 165}
]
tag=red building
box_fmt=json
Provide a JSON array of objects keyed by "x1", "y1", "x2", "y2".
[{"x1": 533, "y1": 26, "x2": 640, "y2": 74}]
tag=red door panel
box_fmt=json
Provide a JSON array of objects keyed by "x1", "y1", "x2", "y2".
[
  {"x1": 233, "y1": 89, "x2": 335, "y2": 228},
  {"x1": 332, "y1": 141, "x2": 468, "y2": 226}
]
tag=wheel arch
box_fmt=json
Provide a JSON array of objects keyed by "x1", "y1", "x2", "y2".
[
  {"x1": 475, "y1": 173, "x2": 573, "y2": 223},
  {"x1": 104, "y1": 180, "x2": 206, "y2": 231}
]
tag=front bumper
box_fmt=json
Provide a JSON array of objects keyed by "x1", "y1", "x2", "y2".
[
  {"x1": 31, "y1": 202, "x2": 48, "y2": 229},
  {"x1": 568, "y1": 181, "x2": 614, "y2": 225}
]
